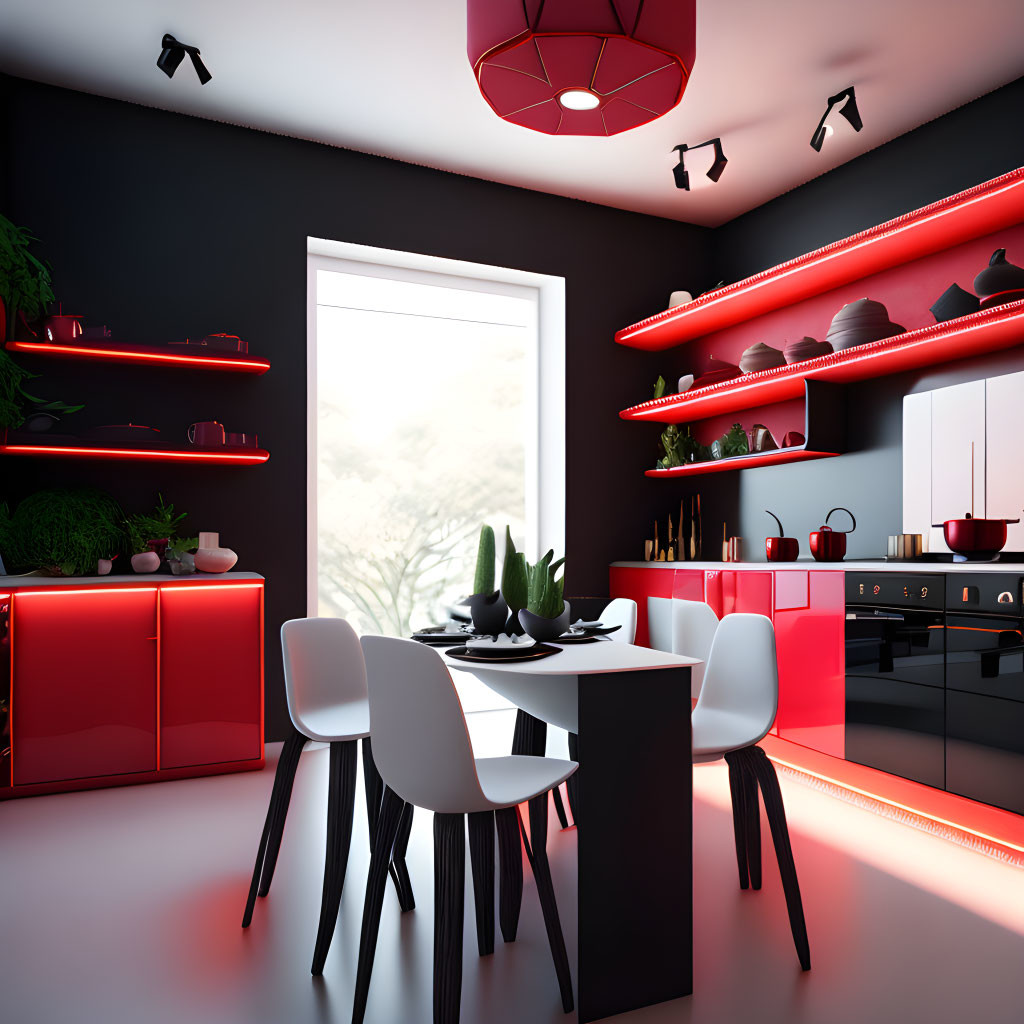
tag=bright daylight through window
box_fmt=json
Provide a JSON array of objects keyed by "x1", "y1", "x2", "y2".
[{"x1": 311, "y1": 256, "x2": 546, "y2": 638}]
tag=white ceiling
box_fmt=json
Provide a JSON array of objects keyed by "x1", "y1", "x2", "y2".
[{"x1": 2, "y1": 1, "x2": 1023, "y2": 227}]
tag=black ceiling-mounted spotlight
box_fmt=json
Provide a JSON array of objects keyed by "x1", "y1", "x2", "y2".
[
  {"x1": 157, "y1": 34, "x2": 212, "y2": 84},
  {"x1": 810, "y1": 87, "x2": 861, "y2": 151},
  {"x1": 672, "y1": 138, "x2": 727, "y2": 191}
]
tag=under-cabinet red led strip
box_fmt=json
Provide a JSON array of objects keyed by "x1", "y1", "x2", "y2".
[
  {"x1": 4, "y1": 340, "x2": 271, "y2": 374},
  {"x1": 0, "y1": 443, "x2": 269, "y2": 464},
  {"x1": 616, "y1": 167, "x2": 1024, "y2": 350}
]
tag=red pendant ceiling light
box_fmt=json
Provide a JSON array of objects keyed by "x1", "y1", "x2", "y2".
[{"x1": 468, "y1": 1, "x2": 696, "y2": 136}]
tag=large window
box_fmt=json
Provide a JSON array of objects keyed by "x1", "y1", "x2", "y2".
[{"x1": 307, "y1": 240, "x2": 564, "y2": 638}]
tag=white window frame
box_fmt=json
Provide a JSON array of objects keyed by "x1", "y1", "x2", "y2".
[{"x1": 306, "y1": 237, "x2": 566, "y2": 616}]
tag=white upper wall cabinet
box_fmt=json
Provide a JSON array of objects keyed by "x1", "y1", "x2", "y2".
[
  {"x1": 985, "y1": 369, "x2": 1024, "y2": 552},
  {"x1": 931, "y1": 379, "x2": 987, "y2": 531},
  {"x1": 902, "y1": 391, "x2": 933, "y2": 545}
]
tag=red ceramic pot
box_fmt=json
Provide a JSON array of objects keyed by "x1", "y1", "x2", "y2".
[
  {"x1": 766, "y1": 536, "x2": 800, "y2": 561},
  {"x1": 809, "y1": 506, "x2": 856, "y2": 562},
  {"x1": 42, "y1": 314, "x2": 83, "y2": 344},
  {"x1": 932, "y1": 514, "x2": 1020, "y2": 558}
]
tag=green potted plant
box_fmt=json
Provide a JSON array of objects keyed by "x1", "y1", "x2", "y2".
[
  {"x1": 500, "y1": 526, "x2": 530, "y2": 634},
  {"x1": 126, "y1": 494, "x2": 197, "y2": 573},
  {"x1": 465, "y1": 524, "x2": 507, "y2": 634},
  {"x1": 0, "y1": 348, "x2": 83, "y2": 434},
  {"x1": 0, "y1": 214, "x2": 55, "y2": 342},
  {"x1": 7, "y1": 487, "x2": 126, "y2": 577},
  {"x1": 518, "y1": 549, "x2": 569, "y2": 642}
]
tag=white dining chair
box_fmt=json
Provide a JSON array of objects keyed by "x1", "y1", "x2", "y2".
[
  {"x1": 353, "y1": 635, "x2": 578, "y2": 1024},
  {"x1": 692, "y1": 613, "x2": 810, "y2": 970},
  {"x1": 600, "y1": 597, "x2": 637, "y2": 643},
  {"x1": 241, "y1": 617, "x2": 414, "y2": 978},
  {"x1": 648, "y1": 597, "x2": 719, "y2": 697}
]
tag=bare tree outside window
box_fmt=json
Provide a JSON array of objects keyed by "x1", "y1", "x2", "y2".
[{"x1": 315, "y1": 269, "x2": 532, "y2": 637}]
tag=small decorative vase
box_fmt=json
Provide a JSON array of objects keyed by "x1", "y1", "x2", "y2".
[
  {"x1": 739, "y1": 342, "x2": 786, "y2": 373},
  {"x1": 131, "y1": 551, "x2": 161, "y2": 574},
  {"x1": 193, "y1": 532, "x2": 238, "y2": 573},
  {"x1": 97, "y1": 558, "x2": 113, "y2": 576},
  {"x1": 518, "y1": 601, "x2": 571, "y2": 643},
  {"x1": 677, "y1": 373, "x2": 695, "y2": 394},
  {"x1": 784, "y1": 336, "x2": 833, "y2": 363},
  {"x1": 825, "y1": 298, "x2": 905, "y2": 351},
  {"x1": 668, "y1": 290, "x2": 693, "y2": 308},
  {"x1": 466, "y1": 590, "x2": 509, "y2": 635},
  {"x1": 929, "y1": 283, "x2": 980, "y2": 323},
  {"x1": 973, "y1": 248, "x2": 1024, "y2": 297},
  {"x1": 168, "y1": 551, "x2": 196, "y2": 576}
]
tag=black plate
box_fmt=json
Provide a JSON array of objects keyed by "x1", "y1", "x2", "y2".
[
  {"x1": 445, "y1": 643, "x2": 561, "y2": 664},
  {"x1": 568, "y1": 624, "x2": 621, "y2": 637},
  {"x1": 553, "y1": 634, "x2": 605, "y2": 644}
]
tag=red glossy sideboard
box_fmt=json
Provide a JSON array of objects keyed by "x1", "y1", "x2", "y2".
[
  {"x1": 610, "y1": 563, "x2": 846, "y2": 758},
  {"x1": 0, "y1": 573, "x2": 264, "y2": 799}
]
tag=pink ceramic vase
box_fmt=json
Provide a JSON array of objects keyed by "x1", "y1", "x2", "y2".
[
  {"x1": 131, "y1": 551, "x2": 161, "y2": 574},
  {"x1": 194, "y1": 532, "x2": 238, "y2": 573}
]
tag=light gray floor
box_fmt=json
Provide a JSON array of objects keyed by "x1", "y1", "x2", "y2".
[{"x1": 2, "y1": 709, "x2": 1023, "y2": 1024}]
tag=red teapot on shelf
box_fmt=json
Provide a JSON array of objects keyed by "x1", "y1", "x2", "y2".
[{"x1": 810, "y1": 507, "x2": 857, "y2": 562}]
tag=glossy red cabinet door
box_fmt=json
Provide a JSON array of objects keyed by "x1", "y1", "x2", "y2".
[
  {"x1": 609, "y1": 566, "x2": 674, "y2": 646},
  {"x1": 671, "y1": 569, "x2": 704, "y2": 601},
  {"x1": 773, "y1": 571, "x2": 845, "y2": 757},
  {"x1": 12, "y1": 587, "x2": 158, "y2": 785},
  {"x1": 704, "y1": 570, "x2": 773, "y2": 619},
  {"x1": 159, "y1": 584, "x2": 263, "y2": 769}
]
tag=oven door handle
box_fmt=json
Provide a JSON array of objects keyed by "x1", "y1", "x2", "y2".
[
  {"x1": 846, "y1": 612, "x2": 905, "y2": 621},
  {"x1": 980, "y1": 643, "x2": 1024, "y2": 678}
]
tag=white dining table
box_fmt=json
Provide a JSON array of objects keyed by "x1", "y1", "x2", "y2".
[{"x1": 443, "y1": 639, "x2": 700, "y2": 1023}]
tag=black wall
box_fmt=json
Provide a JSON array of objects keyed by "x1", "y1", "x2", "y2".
[
  {"x1": 701, "y1": 77, "x2": 1024, "y2": 558},
  {"x1": 0, "y1": 75, "x2": 713, "y2": 739}
]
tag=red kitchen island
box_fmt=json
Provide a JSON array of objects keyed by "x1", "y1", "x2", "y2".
[{"x1": 0, "y1": 572, "x2": 264, "y2": 799}]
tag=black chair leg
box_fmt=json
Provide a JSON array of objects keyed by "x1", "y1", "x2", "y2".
[
  {"x1": 468, "y1": 811, "x2": 495, "y2": 956},
  {"x1": 495, "y1": 806, "x2": 523, "y2": 943},
  {"x1": 363, "y1": 738, "x2": 415, "y2": 911},
  {"x1": 551, "y1": 785, "x2": 570, "y2": 830},
  {"x1": 743, "y1": 757, "x2": 762, "y2": 891},
  {"x1": 352, "y1": 788, "x2": 407, "y2": 1024},
  {"x1": 434, "y1": 812, "x2": 466, "y2": 1024},
  {"x1": 724, "y1": 751, "x2": 750, "y2": 890},
  {"x1": 242, "y1": 728, "x2": 306, "y2": 926},
  {"x1": 566, "y1": 732, "x2": 580, "y2": 826},
  {"x1": 391, "y1": 801, "x2": 416, "y2": 912},
  {"x1": 746, "y1": 746, "x2": 811, "y2": 971},
  {"x1": 518, "y1": 800, "x2": 574, "y2": 1013},
  {"x1": 311, "y1": 740, "x2": 359, "y2": 975}
]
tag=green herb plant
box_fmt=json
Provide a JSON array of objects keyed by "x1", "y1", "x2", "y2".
[
  {"x1": 472, "y1": 524, "x2": 495, "y2": 594},
  {"x1": 657, "y1": 423, "x2": 710, "y2": 469},
  {"x1": 0, "y1": 348, "x2": 83, "y2": 430},
  {"x1": 126, "y1": 493, "x2": 197, "y2": 555},
  {"x1": 0, "y1": 214, "x2": 56, "y2": 338},
  {"x1": 8, "y1": 487, "x2": 127, "y2": 576},
  {"x1": 653, "y1": 374, "x2": 667, "y2": 400},
  {"x1": 711, "y1": 423, "x2": 749, "y2": 460}
]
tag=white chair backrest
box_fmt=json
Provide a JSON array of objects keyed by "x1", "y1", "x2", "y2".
[
  {"x1": 672, "y1": 599, "x2": 719, "y2": 663},
  {"x1": 696, "y1": 614, "x2": 778, "y2": 744},
  {"x1": 647, "y1": 596, "x2": 673, "y2": 651},
  {"x1": 601, "y1": 598, "x2": 637, "y2": 644},
  {"x1": 281, "y1": 617, "x2": 367, "y2": 734},
  {"x1": 361, "y1": 636, "x2": 487, "y2": 814}
]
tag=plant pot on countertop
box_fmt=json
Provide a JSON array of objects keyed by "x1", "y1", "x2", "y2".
[
  {"x1": 518, "y1": 601, "x2": 571, "y2": 643},
  {"x1": 194, "y1": 532, "x2": 238, "y2": 573}
]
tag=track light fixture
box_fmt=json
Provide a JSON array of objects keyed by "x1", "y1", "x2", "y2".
[
  {"x1": 672, "y1": 138, "x2": 727, "y2": 191},
  {"x1": 157, "y1": 34, "x2": 212, "y2": 85},
  {"x1": 810, "y1": 86, "x2": 861, "y2": 151}
]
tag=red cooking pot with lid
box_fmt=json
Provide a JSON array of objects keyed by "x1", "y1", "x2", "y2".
[
  {"x1": 932, "y1": 513, "x2": 1021, "y2": 558},
  {"x1": 809, "y1": 506, "x2": 856, "y2": 562}
]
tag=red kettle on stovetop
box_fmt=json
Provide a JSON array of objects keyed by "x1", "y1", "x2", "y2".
[{"x1": 809, "y1": 507, "x2": 856, "y2": 562}]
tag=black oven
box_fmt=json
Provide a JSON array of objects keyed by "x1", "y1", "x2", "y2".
[
  {"x1": 944, "y1": 574, "x2": 1024, "y2": 814},
  {"x1": 845, "y1": 574, "x2": 946, "y2": 788}
]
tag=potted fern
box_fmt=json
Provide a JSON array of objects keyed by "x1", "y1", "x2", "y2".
[
  {"x1": 465, "y1": 524, "x2": 508, "y2": 634},
  {"x1": 0, "y1": 214, "x2": 55, "y2": 342}
]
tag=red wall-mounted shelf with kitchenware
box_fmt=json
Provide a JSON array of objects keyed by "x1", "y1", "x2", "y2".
[
  {"x1": 4, "y1": 339, "x2": 271, "y2": 374},
  {"x1": 616, "y1": 167, "x2": 1024, "y2": 351},
  {"x1": 622, "y1": 298, "x2": 1024, "y2": 425},
  {"x1": 643, "y1": 379, "x2": 845, "y2": 477}
]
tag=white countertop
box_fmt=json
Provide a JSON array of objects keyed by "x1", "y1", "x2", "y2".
[
  {"x1": 611, "y1": 560, "x2": 1024, "y2": 574},
  {"x1": 0, "y1": 571, "x2": 264, "y2": 588}
]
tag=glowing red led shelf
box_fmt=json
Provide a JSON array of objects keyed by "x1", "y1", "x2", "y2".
[
  {"x1": 645, "y1": 446, "x2": 839, "y2": 477},
  {"x1": 4, "y1": 339, "x2": 270, "y2": 374},
  {"x1": 0, "y1": 441, "x2": 269, "y2": 464},
  {"x1": 621, "y1": 301, "x2": 1024, "y2": 424},
  {"x1": 616, "y1": 167, "x2": 1024, "y2": 350}
]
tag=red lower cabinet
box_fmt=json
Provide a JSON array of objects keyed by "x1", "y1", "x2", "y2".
[
  {"x1": 609, "y1": 566, "x2": 674, "y2": 646},
  {"x1": 12, "y1": 587, "x2": 159, "y2": 785},
  {"x1": 704, "y1": 569, "x2": 773, "y2": 619},
  {"x1": 159, "y1": 584, "x2": 263, "y2": 769},
  {"x1": 773, "y1": 571, "x2": 846, "y2": 757}
]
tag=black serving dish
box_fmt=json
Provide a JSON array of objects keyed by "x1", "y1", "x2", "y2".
[{"x1": 445, "y1": 643, "x2": 561, "y2": 664}]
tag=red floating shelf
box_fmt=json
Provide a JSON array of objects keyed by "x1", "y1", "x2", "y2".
[
  {"x1": 645, "y1": 447, "x2": 840, "y2": 477},
  {"x1": 621, "y1": 301, "x2": 1024, "y2": 424},
  {"x1": 0, "y1": 441, "x2": 269, "y2": 465},
  {"x1": 616, "y1": 168, "x2": 1024, "y2": 351},
  {"x1": 4, "y1": 339, "x2": 270, "y2": 374}
]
